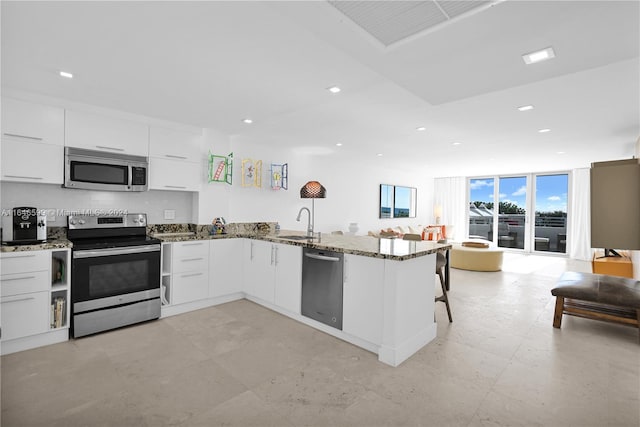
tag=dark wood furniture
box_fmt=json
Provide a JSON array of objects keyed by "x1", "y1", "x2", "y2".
[{"x1": 551, "y1": 271, "x2": 640, "y2": 341}]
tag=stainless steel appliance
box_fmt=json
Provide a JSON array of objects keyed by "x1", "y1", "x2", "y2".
[
  {"x1": 1, "y1": 207, "x2": 47, "y2": 245},
  {"x1": 68, "y1": 213, "x2": 161, "y2": 338},
  {"x1": 64, "y1": 147, "x2": 148, "y2": 192},
  {"x1": 301, "y1": 248, "x2": 344, "y2": 330}
]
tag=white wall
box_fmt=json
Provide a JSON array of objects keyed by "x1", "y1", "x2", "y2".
[
  {"x1": 1, "y1": 182, "x2": 193, "y2": 226},
  {"x1": 193, "y1": 127, "x2": 233, "y2": 225},
  {"x1": 223, "y1": 137, "x2": 435, "y2": 235}
]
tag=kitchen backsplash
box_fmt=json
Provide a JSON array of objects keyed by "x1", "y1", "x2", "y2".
[{"x1": 1, "y1": 182, "x2": 194, "y2": 225}]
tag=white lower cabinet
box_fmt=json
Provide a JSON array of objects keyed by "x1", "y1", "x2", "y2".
[
  {"x1": 171, "y1": 241, "x2": 209, "y2": 305},
  {"x1": 243, "y1": 240, "x2": 302, "y2": 313},
  {"x1": 0, "y1": 249, "x2": 71, "y2": 355},
  {"x1": 1, "y1": 291, "x2": 49, "y2": 340},
  {"x1": 273, "y1": 243, "x2": 302, "y2": 314},
  {"x1": 172, "y1": 271, "x2": 208, "y2": 305},
  {"x1": 209, "y1": 239, "x2": 243, "y2": 298},
  {"x1": 342, "y1": 254, "x2": 384, "y2": 345},
  {"x1": 243, "y1": 240, "x2": 275, "y2": 303}
]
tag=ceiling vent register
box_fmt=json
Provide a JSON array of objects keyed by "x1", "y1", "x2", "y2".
[{"x1": 328, "y1": 0, "x2": 497, "y2": 47}]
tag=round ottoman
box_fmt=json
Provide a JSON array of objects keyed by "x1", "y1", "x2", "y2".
[{"x1": 450, "y1": 244, "x2": 504, "y2": 271}]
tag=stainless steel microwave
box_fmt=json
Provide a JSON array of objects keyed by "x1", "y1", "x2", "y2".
[{"x1": 64, "y1": 147, "x2": 148, "y2": 191}]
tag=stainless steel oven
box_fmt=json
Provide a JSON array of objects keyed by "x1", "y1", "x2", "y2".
[{"x1": 68, "y1": 213, "x2": 161, "y2": 338}]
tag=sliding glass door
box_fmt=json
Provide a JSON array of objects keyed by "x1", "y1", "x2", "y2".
[
  {"x1": 497, "y1": 176, "x2": 527, "y2": 250},
  {"x1": 468, "y1": 172, "x2": 569, "y2": 254},
  {"x1": 534, "y1": 174, "x2": 568, "y2": 253}
]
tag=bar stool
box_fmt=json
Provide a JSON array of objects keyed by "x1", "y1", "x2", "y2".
[
  {"x1": 402, "y1": 234, "x2": 452, "y2": 322},
  {"x1": 435, "y1": 249, "x2": 452, "y2": 322}
]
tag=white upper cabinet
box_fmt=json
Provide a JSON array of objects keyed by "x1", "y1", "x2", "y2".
[
  {"x1": 1, "y1": 140, "x2": 64, "y2": 184},
  {"x1": 65, "y1": 110, "x2": 149, "y2": 157},
  {"x1": 149, "y1": 157, "x2": 202, "y2": 192},
  {"x1": 1, "y1": 98, "x2": 64, "y2": 146},
  {"x1": 149, "y1": 126, "x2": 203, "y2": 163},
  {"x1": 1, "y1": 98, "x2": 65, "y2": 184}
]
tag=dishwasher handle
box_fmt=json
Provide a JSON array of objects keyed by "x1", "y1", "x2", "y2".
[{"x1": 304, "y1": 252, "x2": 341, "y2": 262}]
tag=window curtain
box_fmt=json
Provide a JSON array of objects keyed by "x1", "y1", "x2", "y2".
[
  {"x1": 569, "y1": 168, "x2": 592, "y2": 261},
  {"x1": 434, "y1": 177, "x2": 466, "y2": 242}
]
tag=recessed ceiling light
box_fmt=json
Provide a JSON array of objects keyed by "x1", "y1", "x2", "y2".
[
  {"x1": 327, "y1": 86, "x2": 341, "y2": 94},
  {"x1": 336, "y1": 143, "x2": 343, "y2": 147},
  {"x1": 557, "y1": 151, "x2": 565, "y2": 155},
  {"x1": 376, "y1": 153, "x2": 383, "y2": 157},
  {"x1": 538, "y1": 128, "x2": 551, "y2": 133},
  {"x1": 522, "y1": 47, "x2": 555, "y2": 65},
  {"x1": 517, "y1": 105, "x2": 534, "y2": 111},
  {"x1": 242, "y1": 118, "x2": 253, "y2": 124},
  {"x1": 416, "y1": 126, "x2": 426, "y2": 131},
  {"x1": 452, "y1": 142, "x2": 462, "y2": 146},
  {"x1": 59, "y1": 71, "x2": 73, "y2": 79}
]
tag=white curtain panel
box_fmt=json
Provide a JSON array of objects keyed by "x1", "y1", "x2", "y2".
[
  {"x1": 433, "y1": 176, "x2": 466, "y2": 242},
  {"x1": 569, "y1": 168, "x2": 593, "y2": 261}
]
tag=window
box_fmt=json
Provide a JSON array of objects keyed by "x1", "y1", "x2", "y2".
[{"x1": 468, "y1": 172, "x2": 569, "y2": 254}]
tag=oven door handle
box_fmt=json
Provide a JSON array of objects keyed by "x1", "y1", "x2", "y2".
[{"x1": 73, "y1": 244, "x2": 161, "y2": 258}]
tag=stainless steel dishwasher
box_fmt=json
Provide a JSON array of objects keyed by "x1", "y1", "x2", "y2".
[{"x1": 301, "y1": 248, "x2": 344, "y2": 330}]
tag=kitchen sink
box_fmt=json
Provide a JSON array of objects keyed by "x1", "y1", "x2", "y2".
[{"x1": 277, "y1": 235, "x2": 313, "y2": 240}]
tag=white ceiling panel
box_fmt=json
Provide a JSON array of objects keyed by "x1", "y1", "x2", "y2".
[{"x1": 1, "y1": 0, "x2": 638, "y2": 176}]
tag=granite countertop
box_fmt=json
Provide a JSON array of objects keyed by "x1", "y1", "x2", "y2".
[
  {"x1": 0, "y1": 229, "x2": 450, "y2": 260},
  {"x1": 149, "y1": 232, "x2": 240, "y2": 242},
  {"x1": 255, "y1": 230, "x2": 450, "y2": 261},
  {"x1": 0, "y1": 238, "x2": 73, "y2": 252},
  {"x1": 146, "y1": 230, "x2": 450, "y2": 261}
]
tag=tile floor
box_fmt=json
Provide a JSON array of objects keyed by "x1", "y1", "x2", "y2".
[{"x1": 2, "y1": 253, "x2": 639, "y2": 426}]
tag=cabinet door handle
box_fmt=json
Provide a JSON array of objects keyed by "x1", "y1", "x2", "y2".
[
  {"x1": 95, "y1": 145, "x2": 125, "y2": 152},
  {"x1": 1, "y1": 275, "x2": 36, "y2": 282},
  {"x1": 181, "y1": 257, "x2": 204, "y2": 262},
  {"x1": 250, "y1": 242, "x2": 254, "y2": 261},
  {"x1": 164, "y1": 185, "x2": 187, "y2": 189},
  {"x1": 4, "y1": 254, "x2": 36, "y2": 259},
  {"x1": 3, "y1": 175, "x2": 44, "y2": 180},
  {"x1": 3, "y1": 132, "x2": 43, "y2": 141},
  {"x1": 181, "y1": 242, "x2": 203, "y2": 246},
  {"x1": 165, "y1": 154, "x2": 188, "y2": 160},
  {"x1": 274, "y1": 246, "x2": 279, "y2": 266},
  {"x1": 179, "y1": 272, "x2": 203, "y2": 278},
  {"x1": 1, "y1": 296, "x2": 36, "y2": 304},
  {"x1": 343, "y1": 257, "x2": 349, "y2": 283}
]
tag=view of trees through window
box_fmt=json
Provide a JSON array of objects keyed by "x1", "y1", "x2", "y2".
[{"x1": 468, "y1": 173, "x2": 568, "y2": 253}]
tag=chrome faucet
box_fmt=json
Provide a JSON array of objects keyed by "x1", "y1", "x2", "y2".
[{"x1": 296, "y1": 207, "x2": 313, "y2": 237}]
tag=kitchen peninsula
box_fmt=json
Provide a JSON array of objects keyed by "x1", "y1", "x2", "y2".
[
  {"x1": 1, "y1": 225, "x2": 449, "y2": 367},
  {"x1": 157, "y1": 228, "x2": 450, "y2": 367}
]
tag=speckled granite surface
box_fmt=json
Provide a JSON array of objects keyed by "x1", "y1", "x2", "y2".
[
  {"x1": 1, "y1": 239, "x2": 72, "y2": 252},
  {"x1": 1, "y1": 222, "x2": 447, "y2": 260},
  {"x1": 257, "y1": 230, "x2": 450, "y2": 261}
]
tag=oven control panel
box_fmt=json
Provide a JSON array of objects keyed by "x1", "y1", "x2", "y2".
[{"x1": 68, "y1": 213, "x2": 147, "y2": 229}]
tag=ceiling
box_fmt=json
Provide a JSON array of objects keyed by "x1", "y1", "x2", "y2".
[{"x1": 2, "y1": 1, "x2": 639, "y2": 177}]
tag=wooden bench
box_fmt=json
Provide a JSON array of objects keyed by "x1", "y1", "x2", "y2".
[{"x1": 551, "y1": 271, "x2": 640, "y2": 342}]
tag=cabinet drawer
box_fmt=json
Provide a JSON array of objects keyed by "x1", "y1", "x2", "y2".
[
  {"x1": 1, "y1": 291, "x2": 49, "y2": 340},
  {"x1": 173, "y1": 256, "x2": 209, "y2": 274},
  {"x1": 173, "y1": 271, "x2": 209, "y2": 305},
  {"x1": 1, "y1": 251, "x2": 49, "y2": 275},
  {"x1": 172, "y1": 241, "x2": 209, "y2": 259},
  {"x1": 1, "y1": 270, "x2": 49, "y2": 296}
]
